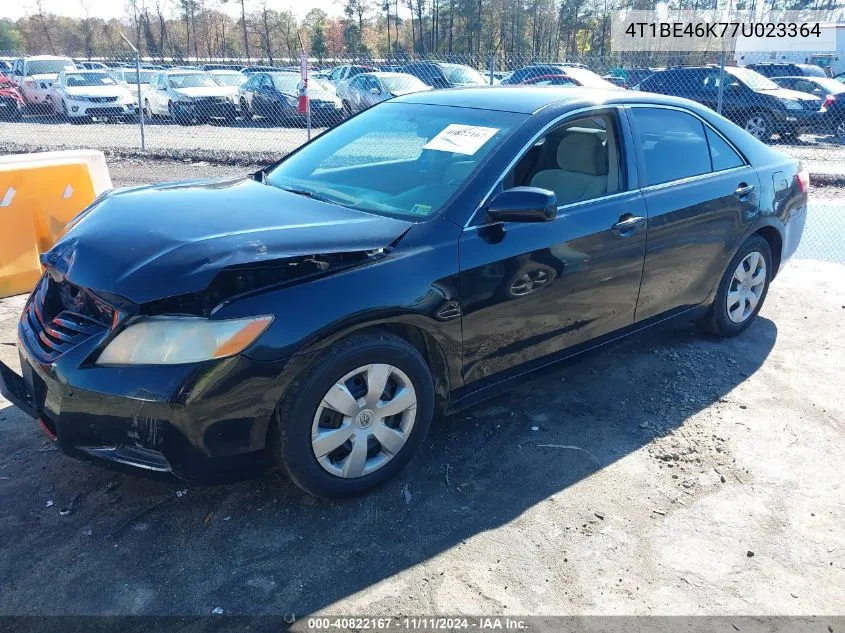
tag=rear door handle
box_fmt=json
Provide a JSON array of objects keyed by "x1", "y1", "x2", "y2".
[
  {"x1": 734, "y1": 183, "x2": 755, "y2": 198},
  {"x1": 612, "y1": 215, "x2": 645, "y2": 235}
]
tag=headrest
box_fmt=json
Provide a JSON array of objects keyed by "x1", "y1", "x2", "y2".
[{"x1": 556, "y1": 130, "x2": 608, "y2": 176}]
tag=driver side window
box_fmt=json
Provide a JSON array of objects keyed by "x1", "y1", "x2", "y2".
[{"x1": 502, "y1": 111, "x2": 624, "y2": 207}]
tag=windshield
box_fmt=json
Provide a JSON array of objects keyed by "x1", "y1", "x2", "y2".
[
  {"x1": 168, "y1": 73, "x2": 218, "y2": 89},
  {"x1": 65, "y1": 72, "x2": 117, "y2": 87},
  {"x1": 380, "y1": 75, "x2": 427, "y2": 93},
  {"x1": 559, "y1": 67, "x2": 619, "y2": 89},
  {"x1": 442, "y1": 64, "x2": 487, "y2": 85},
  {"x1": 727, "y1": 67, "x2": 779, "y2": 91},
  {"x1": 211, "y1": 73, "x2": 245, "y2": 86},
  {"x1": 270, "y1": 73, "x2": 300, "y2": 92},
  {"x1": 27, "y1": 59, "x2": 75, "y2": 76},
  {"x1": 266, "y1": 102, "x2": 524, "y2": 220}
]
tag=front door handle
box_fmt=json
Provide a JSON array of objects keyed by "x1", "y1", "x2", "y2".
[
  {"x1": 612, "y1": 215, "x2": 645, "y2": 235},
  {"x1": 734, "y1": 183, "x2": 755, "y2": 198}
]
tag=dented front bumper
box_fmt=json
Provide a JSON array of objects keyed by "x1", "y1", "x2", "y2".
[{"x1": 0, "y1": 331, "x2": 294, "y2": 483}]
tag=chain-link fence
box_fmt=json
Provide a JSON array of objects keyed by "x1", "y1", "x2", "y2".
[{"x1": 1, "y1": 48, "x2": 842, "y2": 260}]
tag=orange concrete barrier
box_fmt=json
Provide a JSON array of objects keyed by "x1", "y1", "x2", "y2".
[{"x1": 0, "y1": 150, "x2": 112, "y2": 298}]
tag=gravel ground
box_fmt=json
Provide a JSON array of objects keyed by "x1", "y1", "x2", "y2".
[{"x1": 0, "y1": 153, "x2": 843, "y2": 619}]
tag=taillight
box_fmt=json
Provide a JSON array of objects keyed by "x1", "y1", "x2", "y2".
[
  {"x1": 823, "y1": 94, "x2": 836, "y2": 108},
  {"x1": 797, "y1": 168, "x2": 810, "y2": 193}
]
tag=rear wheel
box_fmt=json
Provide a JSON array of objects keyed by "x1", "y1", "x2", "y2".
[
  {"x1": 743, "y1": 111, "x2": 773, "y2": 142},
  {"x1": 701, "y1": 235, "x2": 772, "y2": 337},
  {"x1": 143, "y1": 99, "x2": 154, "y2": 119},
  {"x1": 2, "y1": 98, "x2": 23, "y2": 121},
  {"x1": 240, "y1": 96, "x2": 251, "y2": 120},
  {"x1": 271, "y1": 332, "x2": 435, "y2": 498}
]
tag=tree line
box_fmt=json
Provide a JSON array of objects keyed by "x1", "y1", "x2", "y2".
[{"x1": 0, "y1": 0, "x2": 838, "y2": 66}]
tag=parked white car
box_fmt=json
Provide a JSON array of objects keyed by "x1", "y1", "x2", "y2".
[
  {"x1": 325, "y1": 64, "x2": 377, "y2": 85},
  {"x1": 143, "y1": 70, "x2": 237, "y2": 124},
  {"x1": 9, "y1": 55, "x2": 76, "y2": 112},
  {"x1": 49, "y1": 69, "x2": 136, "y2": 123},
  {"x1": 207, "y1": 69, "x2": 247, "y2": 113},
  {"x1": 336, "y1": 72, "x2": 431, "y2": 115}
]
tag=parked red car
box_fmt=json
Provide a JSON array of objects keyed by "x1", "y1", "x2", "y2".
[{"x1": 0, "y1": 72, "x2": 24, "y2": 120}]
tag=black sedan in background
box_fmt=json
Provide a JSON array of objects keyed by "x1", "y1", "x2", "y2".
[
  {"x1": 636, "y1": 66, "x2": 824, "y2": 140},
  {"x1": 238, "y1": 71, "x2": 343, "y2": 125},
  {"x1": 771, "y1": 75, "x2": 845, "y2": 138},
  {"x1": 0, "y1": 87, "x2": 808, "y2": 498}
]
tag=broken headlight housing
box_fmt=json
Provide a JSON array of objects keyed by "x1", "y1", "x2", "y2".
[{"x1": 96, "y1": 315, "x2": 273, "y2": 365}]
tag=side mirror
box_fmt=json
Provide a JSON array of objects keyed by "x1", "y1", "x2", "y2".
[
  {"x1": 369, "y1": 87, "x2": 381, "y2": 95},
  {"x1": 486, "y1": 187, "x2": 557, "y2": 223}
]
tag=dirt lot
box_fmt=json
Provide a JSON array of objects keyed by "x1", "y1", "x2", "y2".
[{"x1": 0, "y1": 159, "x2": 843, "y2": 623}]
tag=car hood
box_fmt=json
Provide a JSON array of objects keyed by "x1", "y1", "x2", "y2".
[
  {"x1": 173, "y1": 86, "x2": 230, "y2": 98},
  {"x1": 65, "y1": 85, "x2": 129, "y2": 97},
  {"x1": 29, "y1": 73, "x2": 59, "y2": 82},
  {"x1": 43, "y1": 177, "x2": 412, "y2": 305}
]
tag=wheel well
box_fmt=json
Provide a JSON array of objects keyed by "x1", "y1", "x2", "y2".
[
  {"x1": 357, "y1": 323, "x2": 451, "y2": 418},
  {"x1": 754, "y1": 226, "x2": 783, "y2": 277}
]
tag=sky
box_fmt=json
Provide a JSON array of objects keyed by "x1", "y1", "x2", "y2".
[{"x1": 2, "y1": 0, "x2": 345, "y2": 22}]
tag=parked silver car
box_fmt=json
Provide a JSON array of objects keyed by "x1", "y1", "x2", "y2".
[
  {"x1": 143, "y1": 70, "x2": 237, "y2": 125},
  {"x1": 337, "y1": 72, "x2": 431, "y2": 115}
]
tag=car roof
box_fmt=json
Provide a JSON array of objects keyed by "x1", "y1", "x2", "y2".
[
  {"x1": 25, "y1": 55, "x2": 74, "y2": 61},
  {"x1": 367, "y1": 71, "x2": 417, "y2": 78},
  {"x1": 208, "y1": 69, "x2": 243, "y2": 74},
  {"x1": 394, "y1": 85, "x2": 719, "y2": 114}
]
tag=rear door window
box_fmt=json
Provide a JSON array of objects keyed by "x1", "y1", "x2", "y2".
[{"x1": 630, "y1": 108, "x2": 712, "y2": 186}]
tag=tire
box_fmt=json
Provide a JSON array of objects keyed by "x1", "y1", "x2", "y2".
[
  {"x1": 143, "y1": 99, "x2": 154, "y2": 119},
  {"x1": 239, "y1": 97, "x2": 251, "y2": 120},
  {"x1": 743, "y1": 111, "x2": 773, "y2": 142},
  {"x1": 834, "y1": 117, "x2": 845, "y2": 141},
  {"x1": 271, "y1": 332, "x2": 435, "y2": 498},
  {"x1": 1, "y1": 98, "x2": 22, "y2": 121},
  {"x1": 700, "y1": 235, "x2": 773, "y2": 337},
  {"x1": 342, "y1": 100, "x2": 352, "y2": 118}
]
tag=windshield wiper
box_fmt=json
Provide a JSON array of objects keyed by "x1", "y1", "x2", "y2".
[{"x1": 279, "y1": 186, "x2": 342, "y2": 206}]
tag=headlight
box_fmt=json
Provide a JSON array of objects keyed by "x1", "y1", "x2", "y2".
[
  {"x1": 96, "y1": 315, "x2": 273, "y2": 365},
  {"x1": 780, "y1": 98, "x2": 803, "y2": 110}
]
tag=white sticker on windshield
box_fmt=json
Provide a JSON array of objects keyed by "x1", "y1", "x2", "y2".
[{"x1": 423, "y1": 124, "x2": 500, "y2": 155}]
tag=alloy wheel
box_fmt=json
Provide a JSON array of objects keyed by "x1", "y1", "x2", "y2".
[
  {"x1": 744, "y1": 115, "x2": 768, "y2": 140},
  {"x1": 726, "y1": 251, "x2": 767, "y2": 324},
  {"x1": 836, "y1": 120, "x2": 845, "y2": 140},
  {"x1": 311, "y1": 363, "x2": 417, "y2": 479}
]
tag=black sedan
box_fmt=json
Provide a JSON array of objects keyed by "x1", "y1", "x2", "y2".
[
  {"x1": 771, "y1": 75, "x2": 845, "y2": 139},
  {"x1": 0, "y1": 87, "x2": 808, "y2": 498},
  {"x1": 238, "y1": 71, "x2": 343, "y2": 125}
]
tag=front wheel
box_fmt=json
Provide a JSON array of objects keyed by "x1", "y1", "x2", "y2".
[
  {"x1": 700, "y1": 235, "x2": 773, "y2": 337},
  {"x1": 271, "y1": 332, "x2": 435, "y2": 498}
]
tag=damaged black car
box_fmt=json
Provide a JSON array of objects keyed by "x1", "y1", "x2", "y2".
[{"x1": 0, "y1": 88, "x2": 807, "y2": 497}]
